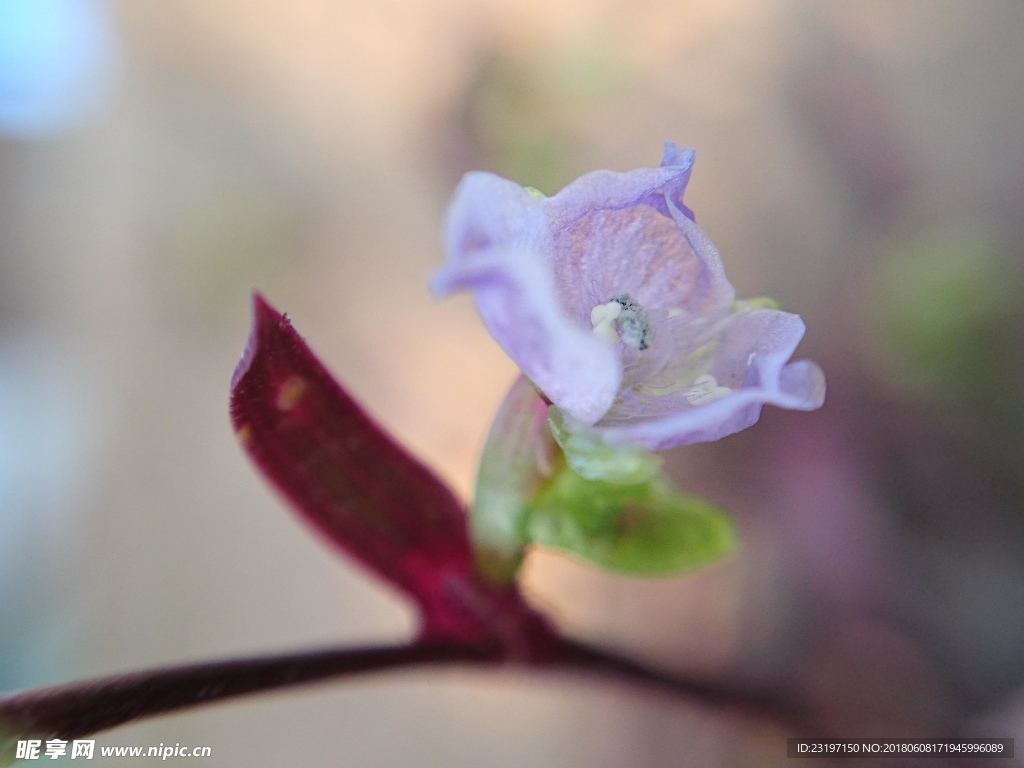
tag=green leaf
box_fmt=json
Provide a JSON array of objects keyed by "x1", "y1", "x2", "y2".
[
  {"x1": 547, "y1": 406, "x2": 661, "y2": 485},
  {"x1": 526, "y1": 467, "x2": 738, "y2": 576},
  {"x1": 472, "y1": 376, "x2": 559, "y2": 582}
]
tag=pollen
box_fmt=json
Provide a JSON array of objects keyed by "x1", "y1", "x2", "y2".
[{"x1": 590, "y1": 294, "x2": 654, "y2": 350}]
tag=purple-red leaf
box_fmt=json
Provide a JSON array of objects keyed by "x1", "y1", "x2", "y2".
[{"x1": 230, "y1": 294, "x2": 555, "y2": 654}]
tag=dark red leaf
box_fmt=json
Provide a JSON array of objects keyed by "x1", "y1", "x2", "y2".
[{"x1": 230, "y1": 294, "x2": 555, "y2": 654}]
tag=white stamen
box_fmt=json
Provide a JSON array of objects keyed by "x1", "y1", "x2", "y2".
[
  {"x1": 590, "y1": 294, "x2": 654, "y2": 350},
  {"x1": 683, "y1": 374, "x2": 732, "y2": 405},
  {"x1": 591, "y1": 300, "x2": 623, "y2": 345}
]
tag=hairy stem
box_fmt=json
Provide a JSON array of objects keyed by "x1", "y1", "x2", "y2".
[
  {"x1": 0, "y1": 642, "x2": 491, "y2": 740},
  {"x1": 0, "y1": 638, "x2": 809, "y2": 742}
]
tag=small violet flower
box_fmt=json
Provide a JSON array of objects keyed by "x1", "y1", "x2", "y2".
[{"x1": 433, "y1": 143, "x2": 825, "y2": 453}]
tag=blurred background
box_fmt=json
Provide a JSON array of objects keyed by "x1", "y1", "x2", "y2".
[{"x1": 2, "y1": 0, "x2": 1024, "y2": 765}]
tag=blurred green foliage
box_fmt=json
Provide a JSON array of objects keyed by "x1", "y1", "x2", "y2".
[
  {"x1": 459, "y1": 36, "x2": 628, "y2": 194},
  {"x1": 871, "y1": 228, "x2": 1024, "y2": 418}
]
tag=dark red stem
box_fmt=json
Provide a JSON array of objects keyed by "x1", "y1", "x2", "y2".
[
  {"x1": 554, "y1": 639, "x2": 809, "y2": 726},
  {"x1": 0, "y1": 642, "x2": 491, "y2": 740},
  {"x1": 0, "y1": 638, "x2": 809, "y2": 740}
]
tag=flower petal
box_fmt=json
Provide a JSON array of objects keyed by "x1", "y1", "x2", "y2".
[
  {"x1": 548, "y1": 202, "x2": 735, "y2": 328},
  {"x1": 441, "y1": 172, "x2": 550, "y2": 259},
  {"x1": 540, "y1": 145, "x2": 732, "y2": 327},
  {"x1": 777, "y1": 359, "x2": 827, "y2": 408},
  {"x1": 598, "y1": 309, "x2": 826, "y2": 450},
  {"x1": 543, "y1": 141, "x2": 697, "y2": 238},
  {"x1": 434, "y1": 173, "x2": 621, "y2": 424}
]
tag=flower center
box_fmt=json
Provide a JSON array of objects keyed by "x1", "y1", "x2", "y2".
[{"x1": 590, "y1": 294, "x2": 653, "y2": 351}]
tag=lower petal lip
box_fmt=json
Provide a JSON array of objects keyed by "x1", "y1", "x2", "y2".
[{"x1": 598, "y1": 360, "x2": 826, "y2": 451}]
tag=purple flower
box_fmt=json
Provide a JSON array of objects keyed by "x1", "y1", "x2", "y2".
[{"x1": 433, "y1": 143, "x2": 825, "y2": 452}]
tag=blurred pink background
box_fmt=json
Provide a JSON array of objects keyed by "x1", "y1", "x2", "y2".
[{"x1": 3, "y1": 1, "x2": 1024, "y2": 765}]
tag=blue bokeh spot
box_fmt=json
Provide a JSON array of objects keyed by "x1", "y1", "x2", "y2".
[{"x1": 0, "y1": 0, "x2": 118, "y2": 137}]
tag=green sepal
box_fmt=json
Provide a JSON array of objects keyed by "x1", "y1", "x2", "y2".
[
  {"x1": 547, "y1": 406, "x2": 661, "y2": 485},
  {"x1": 472, "y1": 376, "x2": 559, "y2": 583},
  {"x1": 526, "y1": 466, "x2": 738, "y2": 576}
]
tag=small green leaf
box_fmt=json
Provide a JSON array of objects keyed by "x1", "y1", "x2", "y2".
[
  {"x1": 526, "y1": 467, "x2": 737, "y2": 576},
  {"x1": 547, "y1": 407, "x2": 661, "y2": 485},
  {"x1": 473, "y1": 376, "x2": 559, "y2": 582},
  {"x1": 523, "y1": 186, "x2": 546, "y2": 201}
]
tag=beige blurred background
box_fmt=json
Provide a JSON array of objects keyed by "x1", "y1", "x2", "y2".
[{"x1": 4, "y1": 0, "x2": 1024, "y2": 765}]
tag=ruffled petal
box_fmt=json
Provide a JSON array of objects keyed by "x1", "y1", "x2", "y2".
[
  {"x1": 777, "y1": 359, "x2": 827, "y2": 408},
  {"x1": 597, "y1": 309, "x2": 826, "y2": 450},
  {"x1": 543, "y1": 146, "x2": 732, "y2": 326},
  {"x1": 435, "y1": 173, "x2": 621, "y2": 424},
  {"x1": 659, "y1": 141, "x2": 697, "y2": 221},
  {"x1": 542, "y1": 142, "x2": 697, "y2": 239},
  {"x1": 714, "y1": 308, "x2": 809, "y2": 389},
  {"x1": 443, "y1": 171, "x2": 550, "y2": 258}
]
